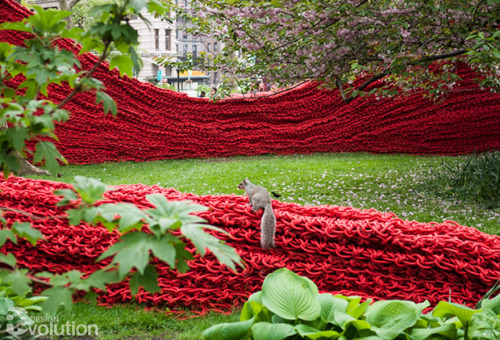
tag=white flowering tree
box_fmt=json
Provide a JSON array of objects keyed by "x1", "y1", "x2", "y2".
[{"x1": 183, "y1": 0, "x2": 499, "y2": 99}]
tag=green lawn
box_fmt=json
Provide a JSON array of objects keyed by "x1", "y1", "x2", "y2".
[{"x1": 26, "y1": 152, "x2": 500, "y2": 338}]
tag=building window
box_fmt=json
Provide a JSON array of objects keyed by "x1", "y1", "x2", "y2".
[
  {"x1": 214, "y1": 42, "x2": 218, "y2": 52},
  {"x1": 193, "y1": 44, "x2": 197, "y2": 59},
  {"x1": 176, "y1": 44, "x2": 179, "y2": 53},
  {"x1": 207, "y1": 43, "x2": 211, "y2": 52},
  {"x1": 213, "y1": 71, "x2": 218, "y2": 83},
  {"x1": 154, "y1": 29, "x2": 159, "y2": 50},
  {"x1": 183, "y1": 31, "x2": 188, "y2": 39},
  {"x1": 176, "y1": 29, "x2": 179, "y2": 39},
  {"x1": 183, "y1": 44, "x2": 188, "y2": 54},
  {"x1": 165, "y1": 29, "x2": 171, "y2": 51}
]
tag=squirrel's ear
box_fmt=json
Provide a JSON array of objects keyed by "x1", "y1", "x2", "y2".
[{"x1": 244, "y1": 177, "x2": 249, "y2": 183}]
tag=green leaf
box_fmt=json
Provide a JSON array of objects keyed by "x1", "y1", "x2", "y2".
[
  {"x1": 316, "y1": 293, "x2": 349, "y2": 324},
  {"x1": 5, "y1": 126, "x2": 29, "y2": 151},
  {"x1": 468, "y1": 311, "x2": 500, "y2": 339},
  {"x1": 149, "y1": 237, "x2": 177, "y2": 268},
  {"x1": 96, "y1": 203, "x2": 147, "y2": 232},
  {"x1": 261, "y1": 268, "x2": 321, "y2": 321},
  {"x1": 54, "y1": 188, "x2": 79, "y2": 206},
  {"x1": 0, "y1": 229, "x2": 17, "y2": 246},
  {"x1": 33, "y1": 141, "x2": 66, "y2": 175},
  {"x1": 18, "y1": 295, "x2": 47, "y2": 308},
  {"x1": 481, "y1": 292, "x2": 500, "y2": 315},
  {"x1": 100, "y1": 232, "x2": 151, "y2": 278},
  {"x1": 366, "y1": 300, "x2": 419, "y2": 340},
  {"x1": 2, "y1": 268, "x2": 31, "y2": 296},
  {"x1": 411, "y1": 323, "x2": 456, "y2": 340},
  {"x1": 295, "y1": 324, "x2": 340, "y2": 339},
  {"x1": 84, "y1": 270, "x2": 119, "y2": 292},
  {"x1": 109, "y1": 55, "x2": 134, "y2": 77},
  {"x1": 72, "y1": 176, "x2": 109, "y2": 204},
  {"x1": 95, "y1": 91, "x2": 117, "y2": 116},
  {"x1": 0, "y1": 253, "x2": 16, "y2": 268},
  {"x1": 180, "y1": 224, "x2": 242, "y2": 271},
  {"x1": 12, "y1": 222, "x2": 44, "y2": 246},
  {"x1": 203, "y1": 318, "x2": 254, "y2": 340},
  {"x1": 41, "y1": 286, "x2": 73, "y2": 315},
  {"x1": 432, "y1": 301, "x2": 479, "y2": 325},
  {"x1": 129, "y1": 264, "x2": 160, "y2": 296},
  {"x1": 252, "y1": 322, "x2": 297, "y2": 340}
]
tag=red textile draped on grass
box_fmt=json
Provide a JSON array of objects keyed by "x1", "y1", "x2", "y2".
[
  {"x1": 1, "y1": 175, "x2": 499, "y2": 311},
  {"x1": 1, "y1": 0, "x2": 499, "y2": 164}
]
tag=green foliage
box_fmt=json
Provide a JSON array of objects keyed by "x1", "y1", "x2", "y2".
[
  {"x1": 0, "y1": 0, "x2": 170, "y2": 175},
  {"x1": 196, "y1": 84, "x2": 211, "y2": 96},
  {"x1": 204, "y1": 268, "x2": 500, "y2": 340},
  {"x1": 424, "y1": 151, "x2": 500, "y2": 209}
]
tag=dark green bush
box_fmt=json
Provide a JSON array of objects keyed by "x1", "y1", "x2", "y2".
[{"x1": 426, "y1": 151, "x2": 500, "y2": 208}]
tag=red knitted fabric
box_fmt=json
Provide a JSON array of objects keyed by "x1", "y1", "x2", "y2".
[
  {"x1": 1, "y1": 175, "x2": 499, "y2": 311},
  {"x1": 1, "y1": 0, "x2": 499, "y2": 164}
]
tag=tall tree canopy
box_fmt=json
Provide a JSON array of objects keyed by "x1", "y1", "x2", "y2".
[{"x1": 186, "y1": 0, "x2": 499, "y2": 98}]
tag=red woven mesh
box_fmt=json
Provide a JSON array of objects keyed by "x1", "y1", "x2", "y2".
[
  {"x1": 1, "y1": 175, "x2": 499, "y2": 311},
  {"x1": 1, "y1": 0, "x2": 499, "y2": 164}
]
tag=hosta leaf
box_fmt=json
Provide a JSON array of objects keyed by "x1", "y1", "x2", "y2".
[
  {"x1": 261, "y1": 268, "x2": 321, "y2": 321},
  {"x1": 252, "y1": 322, "x2": 297, "y2": 340},
  {"x1": 203, "y1": 318, "x2": 254, "y2": 340},
  {"x1": 316, "y1": 293, "x2": 349, "y2": 324},
  {"x1": 295, "y1": 324, "x2": 340, "y2": 339},
  {"x1": 432, "y1": 301, "x2": 479, "y2": 325},
  {"x1": 411, "y1": 323, "x2": 456, "y2": 340},
  {"x1": 468, "y1": 311, "x2": 500, "y2": 339},
  {"x1": 366, "y1": 300, "x2": 419, "y2": 340},
  {"x1": 481, "y1": 293, "x2": 500, "y2": 315}
]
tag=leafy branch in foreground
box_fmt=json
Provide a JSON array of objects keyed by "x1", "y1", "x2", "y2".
[
  {"x1": 0, "y1": 176, "x2": 241, "y2": 315},
  {"x1": 0, "y1": 0, "x2": 169, "y2": 176},
  {"x1": 204, "y1": 268, "x2": 500, "y2": 340}
]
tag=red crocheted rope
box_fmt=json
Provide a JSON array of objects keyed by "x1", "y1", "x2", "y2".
[
  {"x1": 1, "y1": 175, "x2": 499, "y2": 313},
  {"x1": 0, "y1": 0, "x2": 499, "y2": 165}
]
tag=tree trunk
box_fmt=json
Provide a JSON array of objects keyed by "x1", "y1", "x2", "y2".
[{"x1": 58, "y1": 0, "x2": 81, "y2": 28}]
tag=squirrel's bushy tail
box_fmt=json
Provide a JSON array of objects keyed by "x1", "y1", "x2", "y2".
[{"x1": 261, "y1": 203, "x2": 276, "y2": 250}]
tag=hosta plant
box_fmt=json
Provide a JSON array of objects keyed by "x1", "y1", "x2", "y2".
[{"x1": 203, "y1": 268, "x2": 500, "y2": 340}]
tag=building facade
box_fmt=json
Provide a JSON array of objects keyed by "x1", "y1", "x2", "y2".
[{"x1": 35, "y1": 0, "x2": 222, "y2": 93}]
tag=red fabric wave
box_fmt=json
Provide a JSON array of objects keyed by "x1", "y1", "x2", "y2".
[
  {"x1": 1, "y1": 175, "x2": 499, "y2": 311},
  {"x1": 1, "y1": 0, "x2": 499, "y2": 165}
]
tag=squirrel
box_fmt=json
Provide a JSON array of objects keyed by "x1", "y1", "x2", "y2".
[{"x1": 237, "y1": 178, "x2": 276, "y2": 250}]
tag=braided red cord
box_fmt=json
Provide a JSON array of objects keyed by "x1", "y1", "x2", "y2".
[
  {"x1": 1, "y1": 175, "x2": 499, "y2": 313},
  {"x1": 0, "y1": 0, "x2": 499, "y2": 165}
]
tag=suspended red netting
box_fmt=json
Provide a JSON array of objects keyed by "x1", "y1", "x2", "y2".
[
  {"x1": 0, "y1": 0, "x2": 499, "y2": 165},
  {"x1": 1, "y1": 175, "x2": 499, "y2": 312}
]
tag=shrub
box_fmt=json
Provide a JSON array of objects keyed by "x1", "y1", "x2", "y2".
[
  {"x1": 203, "y1": 268, "x2": 500, "y2": 340},
  {"x1": 425, "y1": 151, "x2": 500, "y2": 208}
]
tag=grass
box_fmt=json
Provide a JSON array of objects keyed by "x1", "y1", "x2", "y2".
[
  {"x1": 43, "y1": 302, "x2": 239, "y2": 339},
  {"x1": 30, "y1": 152, "x2": 500, "y2": 234},
  {"x1": 25, "y1": 152, "x2": 500, "y2": 338}
]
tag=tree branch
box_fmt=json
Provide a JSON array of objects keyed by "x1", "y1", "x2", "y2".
[{"x1": 420, "y1": 49, "x2": 467, "y2": 62}]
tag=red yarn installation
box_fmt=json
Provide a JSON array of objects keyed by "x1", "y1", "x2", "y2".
[
  {"x1": 1, "y1": 0, "x2": 499, "y2": 164},
  {"x1": 1, "y1": 175, "x2": 499, "y2": 311}
]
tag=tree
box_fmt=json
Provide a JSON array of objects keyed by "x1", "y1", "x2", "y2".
[{"x1": 185, "y1": 0, "x2": 500, "y2": 100}]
